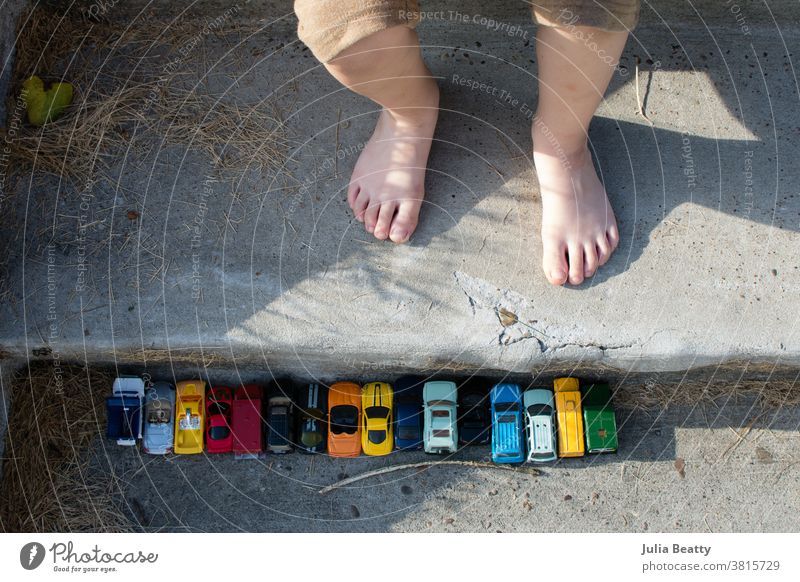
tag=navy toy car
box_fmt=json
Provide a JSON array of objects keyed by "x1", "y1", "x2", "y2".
[
  {"x1": 265, "y1": 380, "x2": 294, "y2": 454},
  {"x1": 106, "y1": 376, "x2": 145, "y2": 446},
  {"x1": 394, "y1": 375, "x2": 425, "y2": 450},
  {"x1": 296, "y1": 382, "x2": 327, "y2": 453},
  {"x1": 458, "y1": 378, "x2": 491, "y2": 445},
  {"x1": 490, "y1": 383, "x2": 525, "y2": 464}
]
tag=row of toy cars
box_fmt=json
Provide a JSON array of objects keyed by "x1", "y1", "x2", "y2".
[
  {"x1": 106, "y1": 375, "x2": 617, "y2": 462},
  {"x1": 488, "y1": 378, "x2": 618, "y2": 463}
]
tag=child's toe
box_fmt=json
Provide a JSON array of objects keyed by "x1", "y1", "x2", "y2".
[
  {"x1": 542, "y1": 240, "x2": 569, "y2": 286},
  {"x1": 363, "y1": 203, "x2": 380, "y2": 233},
  {"x1": 389, "y1": 200, "x2": 420, "y2": 244},
  {"x1": 596, "y1": 236, "x2": 612, "y2": 265},
  {"x1": 607, "y1": 224, "x2": 620, "y2": 249},
  {"x1": 584, "y1": 243, "x2": 599, "y2": 278},
  {"x1": 352, "y1": 190, "x2": 370, "y2": 222},
  {"x1": 373, "y1": 202, "x2": 397, "y2": 240},
  {"x1": 567, "y1": 243, "x2": 585, "y2": 285}
]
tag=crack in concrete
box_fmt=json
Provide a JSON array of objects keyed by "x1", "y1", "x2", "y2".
[{"x1": 453, "y1": 270, "x2": 635, "y2": 353}]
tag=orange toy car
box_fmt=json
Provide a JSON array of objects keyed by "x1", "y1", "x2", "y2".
[{"x1": 327, "y1": 381, "x2": 362, "y2": 457}]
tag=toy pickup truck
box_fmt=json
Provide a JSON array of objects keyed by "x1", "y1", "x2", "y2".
[
  {"x1": 554, "y1": 377, "x2": 585, "y2": 458},
  {"x1": 231, "y1": 384, "x2": 264, "y2": 458},
  {"x1": 582, "y1": 382, "x2": 618, "y2": 453},
  {"x1": 490, "y1": 383, "x2": 525, "y2": 464},
  {"x1": 523, "y1": 388, "x2": 557, "y2": 463},
  {"x1": 106, "y1": 376, "x2": 145, "y2": 446},
  {"x1": 423, "y1": 381, "x2": 458, "y2": 454}
]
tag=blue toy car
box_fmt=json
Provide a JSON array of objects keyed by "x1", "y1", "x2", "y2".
[
  {"x1": 394, "y1": 375, "x2": 424, "y2": 450},
  {"x1": 490, "y1": 383, "x2": 525, "y2": 464}
]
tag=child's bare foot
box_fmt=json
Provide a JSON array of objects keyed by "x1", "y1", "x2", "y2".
[
  {"x1": 533, "y1": 122, "x2": 619, "y2": 286},
  {"x1": 347, "y1": 79, "x2": 438, "y2": 244}
]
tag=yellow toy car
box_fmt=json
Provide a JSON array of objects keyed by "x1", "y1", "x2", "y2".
[
  {"x1": 174, "y1": 380, "x2": 205, "y2": 454},
  {"x1": 554, "y1": 377, "x2": 585, "y2": 458},
  {"x1": 361, "y1": 382, "x2": 393, "y2": 456}
]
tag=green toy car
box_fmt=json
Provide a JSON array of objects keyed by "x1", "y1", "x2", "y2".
[{"x1": 581, "y1": 382, "x2": 618, "y2": 453}]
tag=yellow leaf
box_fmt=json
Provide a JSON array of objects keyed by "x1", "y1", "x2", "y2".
[{"x1": 22, "y1": 75, "x2": 73, "y2": 126}]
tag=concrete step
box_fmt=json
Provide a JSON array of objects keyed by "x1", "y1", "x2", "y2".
[{"x1": 1, "y1": 1, "x2": 799, "y2": 379}]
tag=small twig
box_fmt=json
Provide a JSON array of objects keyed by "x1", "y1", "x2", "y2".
[
  {"x1": 319, "y1": 460, "x2": 540, "y2": 494},
  {"x1": 334, "y1": 108, "x2": 341, "y2": 179},
  {"x1": 635, "y1": 58, "x2": 654, "y2": 126}
]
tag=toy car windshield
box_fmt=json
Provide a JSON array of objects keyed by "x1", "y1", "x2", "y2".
[
  {"x1": 330, "y1": 405, "x2": 358, "y2": 434},
  {"x1": 397, "y1": 425, "x2": 419, "y2": 441},
  {"x1": 431, "y1": 410, "x2": 450, "y2": 418},
  {"x1": 301, "y1": 419, "x2": 324, "y2": 448},
  {"x1": 368, "y1": 430, "x2": 387, "y2": 444},
  {"x1": 365, "y1": 405, "x2": 390, "y2": 418},
  {"x1": 208, "y1": 402, "x2": 230, "y2": 416},
  {"x1": 495, "y1": 402, "x2": 520, "y2": 412},
  {"x1": 526, "y1": 403, "x2": 553, "y2": 416},
  {"x1": 209, "y1": 426, "x2": 231, "y2": 440}
]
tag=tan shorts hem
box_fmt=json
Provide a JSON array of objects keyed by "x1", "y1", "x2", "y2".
[
  {"x1": 295, "y1": 1, "x2": 640, "y2": 63},
  {"x1": 295, "y1": 0, "x2": 421, "y2": 63}
]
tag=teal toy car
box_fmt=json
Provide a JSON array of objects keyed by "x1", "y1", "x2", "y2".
[{"x1": 423, "y1": 381, "x2": 458, "y2": 454}]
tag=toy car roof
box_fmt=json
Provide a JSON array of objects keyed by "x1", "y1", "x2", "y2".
[
  {"x1": 581, "y1": 382, "x2": 613, "y2": 408},
  {"x1": 176, "y1": 379, "x2": 205, "y2": 397},
  {"x1": 394, "y1": 375, "x2": 425, "y2": 402},
  {"x1": 458, "y1": 377, "x2": 491, "y2": 399},
  {"x1": 423, "y1": 381, "x2": 456, "y2": 403},
  {"x1": 235, "y1": 384, "x2": 262, "y2": 399},
  {"x1": 266, "y1": 379, "x2": 294, "y2": 399},
  {"x1": 523, "y1": 388, "x2": 554, "y2": 408},
  {"x1": 147, "y1": 381, "x2": 175, "y2": 402},
  {"x1": 554, "y1": 377, "x2": 580, "y2": 392},
  {"x1": 298, "y1": 383, "x2": 327, "y2": 411},
  {"x1": 490, "y1": 383, "x2": 521, "y2": 403},
  {"x1": 112, "y1": 376, "x2": 145, "y2": 397}
]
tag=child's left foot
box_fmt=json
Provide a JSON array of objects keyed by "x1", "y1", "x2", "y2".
[{"x1": 533, "y1": 127, "x2": 619, "y2": 286}]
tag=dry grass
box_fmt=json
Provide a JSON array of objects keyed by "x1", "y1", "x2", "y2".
[
  {"x1": 0, "y1": 363, "x2": 134, "y2": 532},
  {"x1": 614, "y1": 377, "x2": 800, "y2": 410},
  {"x1": 5, "y1": 5, "x2": 289, "y2": 188}
]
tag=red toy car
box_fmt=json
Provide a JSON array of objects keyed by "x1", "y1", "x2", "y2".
[
  {"x1": 206, "y1": 386, "x2": 233, "y2": 453},
  {"x1": 231, "y1": 384, "x2": 264, "y2": 457}
]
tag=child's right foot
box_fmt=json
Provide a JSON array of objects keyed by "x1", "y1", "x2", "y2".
[{"x1": 347, "y1": 77, "x2": 439, "y2": 244}]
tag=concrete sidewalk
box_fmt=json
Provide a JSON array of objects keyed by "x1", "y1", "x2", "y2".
[
  {"x1": 1, "y1": 0, "x2": 799, "y2": 380},
  {"x1": 96, "y1": 397, "x2": 800, "y2": 532}
]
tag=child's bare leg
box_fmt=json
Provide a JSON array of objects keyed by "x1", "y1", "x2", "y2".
[
  {"x1": 326, "y1": 26, "x2": 439, "y2": 243},
  {"x1": 534, "y1": 25, "x2": 628, "y2": 285}
]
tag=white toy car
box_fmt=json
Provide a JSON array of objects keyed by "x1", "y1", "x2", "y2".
[
  {"x1": 523, "y1": 388, "x2": 557, "y2": 463},
  {"x1": 143, "y1": 381, "x2": 176, "y2": 455},
  {"x1": 423, "y1": 381, "x2": 458, "y2": 454}
]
